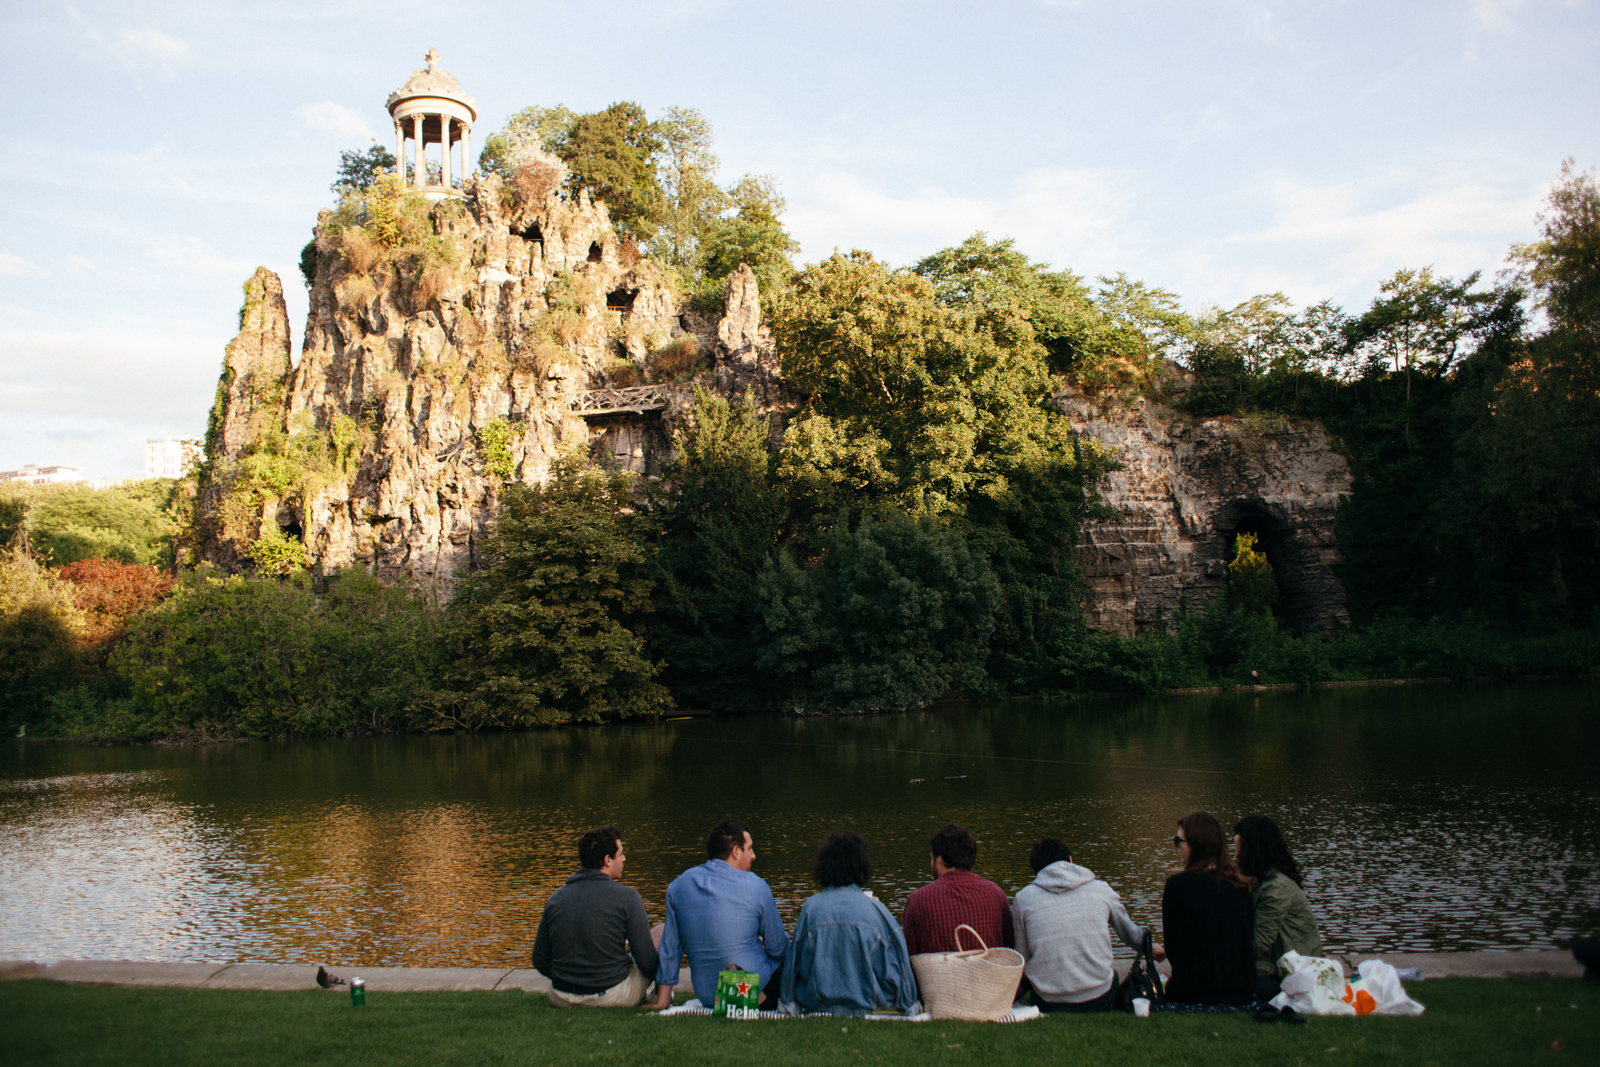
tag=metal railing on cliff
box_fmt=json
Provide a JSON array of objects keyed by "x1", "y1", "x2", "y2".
[{"x1": 571, "y1": 385, "x2": 679, "y2": 417}]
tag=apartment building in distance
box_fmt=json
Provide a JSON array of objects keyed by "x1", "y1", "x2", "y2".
[
  {"x1": 146, "y1": 435, "x2": 201, "y2": 480},
  {"x1": 0, "y1": 464, "x2": 84, "y2": 485}
]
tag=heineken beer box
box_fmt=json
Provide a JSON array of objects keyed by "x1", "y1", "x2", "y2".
[{"x1": 713, "y1": 968, "x2": 761, "y2": 1017}]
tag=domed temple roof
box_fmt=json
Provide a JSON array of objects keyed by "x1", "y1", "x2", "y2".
[{"x1": 387, "y1": 47, "x2": 478, "y2": 120}]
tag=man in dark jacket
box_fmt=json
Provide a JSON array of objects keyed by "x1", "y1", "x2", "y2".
[{"x1": 532, "y1": 824, "x2": 660, "y2": 1007}]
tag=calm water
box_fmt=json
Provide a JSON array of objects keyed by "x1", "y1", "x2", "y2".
[{"x1": 2, "y1": 681, "x2": 1596, "y2": 968}]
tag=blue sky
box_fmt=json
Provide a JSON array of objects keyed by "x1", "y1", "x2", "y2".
[{"x1": 3, "y1": 0, "x2": 1596, "y2": 479}]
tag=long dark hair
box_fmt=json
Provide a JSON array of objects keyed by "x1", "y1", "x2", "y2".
[
  {"x1": 1177, "y1": 810, "x2": 1251, "y2": 892},
  {"x1": 1233, "y1": 814, "x2": 1304, "y2": 887}
]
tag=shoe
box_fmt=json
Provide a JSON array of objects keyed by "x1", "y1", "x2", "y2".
[
  {"x1": 1280, "y1": 1007, "x2": 1306, "y2": 1025},
  {"x1": 1254, "y1": 1008, "x2": 1281, "y2": 1023}
]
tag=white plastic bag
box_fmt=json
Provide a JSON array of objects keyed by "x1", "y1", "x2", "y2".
[
  {"x1": 1270, "y1": 950, "x2": 1355, "y2": 1016},
  {"x1": 1343, "y1": 959, "x2": 1426, "y2": 1016}
]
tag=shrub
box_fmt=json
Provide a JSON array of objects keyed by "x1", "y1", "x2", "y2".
[
  {"x1": 112, "y1": 568, "x2": 446, "y2": 738},
  {"x1": 446, "y1": 453, "x2": 670, "y2": 726},
  {"x1": 756, "y1": 509, "x2": 1003, "y2": 713},
  {"x1": 58, "y1": 558, "x2": 173, "y2": 650}
]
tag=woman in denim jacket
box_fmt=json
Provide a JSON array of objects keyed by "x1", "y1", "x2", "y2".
[{"x1": 779, "y1": 831, "x2": 922, "y2": 1016}]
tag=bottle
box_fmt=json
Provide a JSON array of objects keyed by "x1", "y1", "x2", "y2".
[{"x1": 351, "y1": 977, "x2": 366, "y2": 1006}]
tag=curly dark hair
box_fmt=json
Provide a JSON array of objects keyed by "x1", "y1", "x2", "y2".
[
  {"x1": 928, "y1": 823, "x2": 977, "y2": 871},
  {"x1": 578, "y1": 824, "x2": 622, "y2": 869},
  {"x1": 812, "y1": 830, "x2": 874, "y2": 887},
  {"x1": 1029, "y1": 836, "x2": 1074, "y2": 873},
  {"x1": 1233, "y1": 814, "x2": 1304, "y2": 887}
]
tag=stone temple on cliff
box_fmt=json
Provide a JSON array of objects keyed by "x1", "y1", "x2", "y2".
[{"x1": 387, "y1": 47, "x2": 477, "y2": 199}]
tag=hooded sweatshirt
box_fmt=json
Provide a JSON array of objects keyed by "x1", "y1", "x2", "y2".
[{"x1": 1012, "y1": 861, "x2": 1147, "y2": 1004}]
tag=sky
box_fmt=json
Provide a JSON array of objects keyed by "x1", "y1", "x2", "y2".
[{"x1": 2, "y1": 0, "x2": 1596, "y2": 480}]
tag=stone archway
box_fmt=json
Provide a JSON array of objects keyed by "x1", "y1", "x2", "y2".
[{"x1": 1216, "y1": 499, "x2": 1332, "y2": 633}]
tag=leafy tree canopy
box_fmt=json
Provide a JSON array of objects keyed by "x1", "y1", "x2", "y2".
[
  {"x1": 448, "y1": 453, "x2": 670, "y2": 725},
  {"x1": 771, "y1": 249, "x2": 1086, "y2": 519},
  {"x1": 331, "y1": 144, "x2": 398, "y2": 196}
]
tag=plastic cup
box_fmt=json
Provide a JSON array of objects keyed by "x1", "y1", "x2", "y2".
[{"x1": 1132, "y1": 997, "x2": 1150, "y2": 1017}]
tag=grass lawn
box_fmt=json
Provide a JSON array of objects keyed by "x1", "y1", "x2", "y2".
[{"x1": 3, "y1": 977, "x2": 1595, "y2": 1066}]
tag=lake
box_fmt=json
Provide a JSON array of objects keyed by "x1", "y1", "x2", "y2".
[{"x1": 2, "y1": 680, "x2": 1596, "y2": 968}]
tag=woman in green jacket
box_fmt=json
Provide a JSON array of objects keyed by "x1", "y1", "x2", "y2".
[{"x1": 1233, "y1": 815, "x2": 1322, "y2": 1000}]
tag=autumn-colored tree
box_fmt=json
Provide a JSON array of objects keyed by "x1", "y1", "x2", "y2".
[{"x1": 58, "y1": 558, "x2": 174, "y2": 651}]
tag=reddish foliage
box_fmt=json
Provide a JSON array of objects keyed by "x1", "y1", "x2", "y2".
[{"x1": 58, "y1": 558, "x2": 174, "y2": 648}]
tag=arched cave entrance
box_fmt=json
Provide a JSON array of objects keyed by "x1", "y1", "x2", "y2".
[
  {"x1": 606, "y1": 287, "x2": 637, "y2": 313},
  {"x1": 587, "y1": 241, "x2": 604, "y2": 263},
  {"x1": 1218, "y1": 500, "x2": 1325, "y2": 634},
  {"x1": 520, "y1": 220, "x2": 544, "y2": 248}
]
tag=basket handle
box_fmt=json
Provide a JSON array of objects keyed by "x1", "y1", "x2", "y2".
[{"x1": 952, "y1": 923, "x2": 990, "y2": 957}]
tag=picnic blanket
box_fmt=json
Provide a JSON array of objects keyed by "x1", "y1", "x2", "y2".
[{"x1": 656, "y1": 999, "x2": 1042, "y2": 1023}]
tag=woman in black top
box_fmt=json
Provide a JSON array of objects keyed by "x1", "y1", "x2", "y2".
[{"x1": 1160, "y1": 810, "x2": 1256, "y2": 1005}]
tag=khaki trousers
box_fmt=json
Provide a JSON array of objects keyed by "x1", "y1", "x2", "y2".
[{"x1": 547, "y1": 964, "x2": 651, "y2": 1008}]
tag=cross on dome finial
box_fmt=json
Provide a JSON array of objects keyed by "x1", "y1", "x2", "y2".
[{"x1": 425, "y1": 46, "x2": 442, "y2": 71}]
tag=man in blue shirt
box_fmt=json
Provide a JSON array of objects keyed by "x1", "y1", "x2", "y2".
[{"x1": 652, "y1": 819, "x2": 789, "y2": 1008}]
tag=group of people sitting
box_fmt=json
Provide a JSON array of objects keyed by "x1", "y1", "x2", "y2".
[{"x1": 529, "y1": 810, "x2": 1321, "y2": 1017}]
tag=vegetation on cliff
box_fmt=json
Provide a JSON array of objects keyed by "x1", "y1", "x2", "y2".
[{"x1": 5, "y1": 157, "x2": 1598, "y2": 739}]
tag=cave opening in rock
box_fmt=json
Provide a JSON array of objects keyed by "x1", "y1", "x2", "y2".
[
  {"x1": 1220, "y1": 503, "x2": 1317, "y2": 633},
  {"x1": 587, "y1": 241, "x2": 603, "y2": 263},
  {"x1": 520, "y1": 221, "x2": 543, "y2": 246},
  {"x1": 606, "y1": 287, "x2": 637, "y2": 313}
]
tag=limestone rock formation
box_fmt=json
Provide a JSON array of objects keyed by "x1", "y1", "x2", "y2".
[
  {"x1": 209, "y1": 267, "x2": 293, "y2": 465},
  {"x1": 198, "y1": 173, "x2": 695, "y2": 593},
  {"x1": 1063, "y1": 386, "x2": 1353, "y2": 636}
]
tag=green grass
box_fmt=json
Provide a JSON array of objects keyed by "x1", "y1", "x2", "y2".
[{"x1": 2, "y1": 978, "x2": 1595, "y2": 1066}]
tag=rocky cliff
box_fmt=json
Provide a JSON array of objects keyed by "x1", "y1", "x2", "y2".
[
  {"x1": 200, "y1": 182, "x2": 1349, "y2": 627},
  {"x1": 1061, "y1": 376, "x2": 1352, "y2": 636},
  {"x1": 198, "y1": 173, "x2": 777, "y2": 593}
]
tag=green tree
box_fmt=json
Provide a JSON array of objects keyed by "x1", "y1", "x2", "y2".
[
  {"x1": 560, "y1": 102, "x2": 665, "y2": 241},
  {"x1": 1, "y1": 480, "x2": 180, "y2": 568},
  {"x1": 1227, "y1": 532, "x2": 1278, "y2": 615},
  {"x1": 647, "y1": 387, "x2": 789, "y2": 708},
  {"x1": 448, "y1": 454, "x2": 670, "y2": 725},
  {"x1": 1511, "y1": 159, "x2": 1600, "y2": 347},
  {"x1": 650, "y1": 107, "x2": 727, "y2": 272},
  {"x1": 696, "y1": 175, "x2": 799, "y2": 302},
  {"x1": 114, "y1": 569, "x2": 446, "y2": 738},
  {"x1": 0, "y1": 540, "x2": 84, "y2": 733},
  {"x1": 755, "y1": 509, "x2": 1001, "y2": 712},
  {"x1": 331, "y1": 144, "x2": 398, "y2": 196},
  {"x1": 477, "y1": 105, "x2": 579, "y2": 176}
]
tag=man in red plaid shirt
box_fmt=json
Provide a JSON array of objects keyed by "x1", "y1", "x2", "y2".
[{"x1": 901, "y1": 823, "x2": 1014, "y2": 955}]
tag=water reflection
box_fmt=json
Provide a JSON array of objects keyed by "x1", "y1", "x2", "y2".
[{"x1": 0, "y1": 681, "x2": 1595, "y2": 967}]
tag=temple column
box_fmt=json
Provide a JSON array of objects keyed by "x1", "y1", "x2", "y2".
[
  {"x1": 394, "y1": 122, "x2": 404, "y2": 184},
  {"x1": 411, "y1": 113, "x2": 424, "y2": 187},
  {"x1": 462, "y1": 123, "x2": 472, "y2": 179},
  {"x1": 441, "y1": 115, "x2": 453, "y2": 189}
]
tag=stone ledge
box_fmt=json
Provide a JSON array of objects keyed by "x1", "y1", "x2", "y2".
[{"x1": 2, "y1": 955, "x2": 1578, "y2": 991}]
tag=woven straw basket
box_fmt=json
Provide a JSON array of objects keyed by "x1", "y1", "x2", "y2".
[{"x1": 910, "y1": 924, "x2": 1025, "y2": 1020}]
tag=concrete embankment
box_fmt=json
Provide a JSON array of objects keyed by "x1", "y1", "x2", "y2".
[{"x1": 0, "y1": 952, "x2": 1582, "y2": 992}]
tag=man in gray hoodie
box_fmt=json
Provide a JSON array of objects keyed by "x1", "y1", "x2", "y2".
[{"x1": 1012, "y1": 836, "x2": 1157, "y2": 1012}]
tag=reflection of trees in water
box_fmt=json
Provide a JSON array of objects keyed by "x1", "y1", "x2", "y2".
[{"x1": 3, "y1": 682, "x2": 1596, "y2": 965}]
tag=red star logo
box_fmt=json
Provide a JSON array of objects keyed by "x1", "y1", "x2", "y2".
[{"x1": 735, "y1": 979, "x2": 752, "y2": 999}]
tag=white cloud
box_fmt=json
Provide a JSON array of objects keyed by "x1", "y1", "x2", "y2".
[
  {"x1": 788, "y1": 166, "x2": 1139, "y2": 271},
  {"x1": 113, "y1": 27, "x2": 192, "y2": 63},
  {"x1": 298, "y1": 101, "x2": 377, "y2": 143},
  {"x1": 0, "y1": 252, "x2": 39, "y2": 277},
  {"x1": 1164, "y1": 172, "x2": 1544, "y2": 309}
]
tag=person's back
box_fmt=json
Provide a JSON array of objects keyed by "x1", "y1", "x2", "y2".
[
  {"x1": 780, "y1": 832, "x2": 920, "y2": 1016},
  {"x1": 655, "y1": 820, "x2": 789, "y2": 1008},
  {"x1": 902, "y1": 823, "x2": 1013, "y2": 955},
  {"x1": 1252, "y1": 867, "x2": 1321, "y2": 974},
  {"x1": 1162, "y1": 811, "x2": 1255, "y2": 1006},
  {"x1": 1012, "y1": 837, "x2": 1148, "y2": 1011},
  {"x1": 531, "y1": 825, "x2": 659, "y2": 1008}
]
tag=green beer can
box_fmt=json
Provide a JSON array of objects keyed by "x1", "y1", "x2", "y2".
[{"x1": 350, "y1": 977, "x2": 365, "y2": 1006}]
